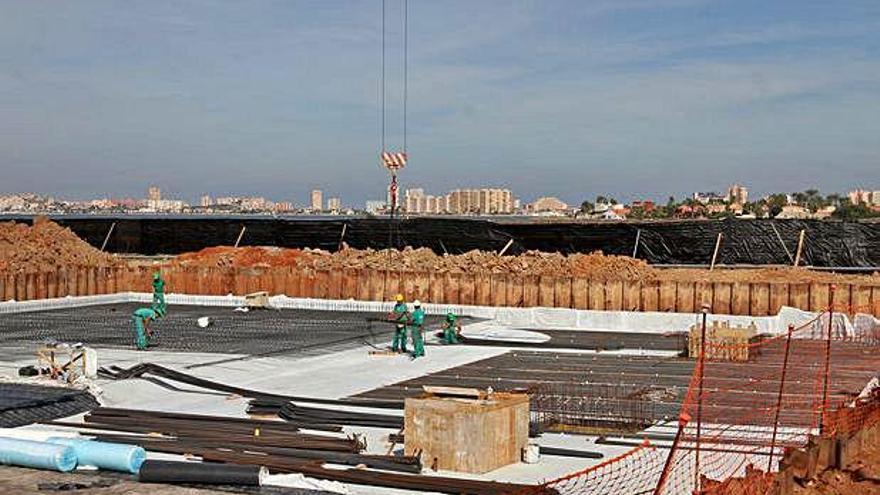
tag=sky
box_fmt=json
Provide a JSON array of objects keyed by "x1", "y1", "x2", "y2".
[{"x1": 0, "y1": 0, "x2": 878, "y2": 206}]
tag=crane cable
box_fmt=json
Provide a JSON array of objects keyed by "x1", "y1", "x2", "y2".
[{"x1": 380, "y1": 0, "x2": 409, "y2": 259}]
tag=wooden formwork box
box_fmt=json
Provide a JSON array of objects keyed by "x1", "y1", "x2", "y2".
[{"x1": 404, "y1": 392, "x2": 529, "y2": 474}]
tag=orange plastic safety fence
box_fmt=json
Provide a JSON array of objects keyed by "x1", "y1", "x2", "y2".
[
  {"x1": 655, "y1": 305, "x2": 880, "y2": 495},
  {"x1": 512, "y1": 440, "x2": 666, "y2": 495}
]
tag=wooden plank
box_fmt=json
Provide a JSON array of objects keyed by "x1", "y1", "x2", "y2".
[
  {"x1": 572, "y1": 278, "x2": 589, "y2": 310},
  {"x1": 403, "y1": 272, "x2": 417, "y2": 302},
  {"x1": 86, "y1": 268, "x2": 97, "y2": 296},
  {"x1": 491, "y1": 274, "x2": 507, "y2": 307},
  {"x1": 313, "y1": 270, "x2": 330, "y2": 299},
  {"x1": 341, "y1": 269, "x2": 358, "y2": 300},
  {"x1": 365, "y1": 270, "x2": 383, "y2": 301},
  {"x1": 605, "y1": 280, "x2": 623, "y2": 311},
  {"x1": 555, "y1": 277, "x2": 572, "y2": 308},
  {"x1": 730, "y1": 282, "x2": 750, "y2": 315},
  {"x1": 522, "y1": 276, "x2": 539, "y2": 308},
  {"x1": 872, "y1": 286, "x2": 880, "y2": 318},
  {"x1": 676, "y1": 282, "x2": 695, "y2": 313},
  {"x1": 588, "y1": 280, "x2": 605, "y2": 310},
  {"x1": 77, "y1": 267, "x2": 88, "y2": 296},
  {"x1": 459, "y1": 274, "x2": 476, "y2": 306},
  {"x1": 788, "y1": 283, "x2": 808, "y2": 313},
  {"x1": 413, "y1": 271, "x2": 430, "y2": 302},
  {"x1": 475, "y1": 275, "x2": 491, "y2": 306},
  {"x1": 428, "y1": 271, "x2": 444, "y2": 304},
  {"x1": 659, "y1": 281, "x2": 676, "y2": 312},
  {"x1": 750, "y1": 283, "x2": 770, "y2": 316},
  {"x1": 768, "y1": 283, "x2": 789, "y2": 315},
  {"x1": 357, "y1": 269, "x2": 372, "y2": 301},
  {"x1": 445, "y1": 273, "x2": 461, "y2": 305},
  {"x1": 834, "y1": 284, "x2": 852, "y2": 314},
  {"x1": 25, "y1": 273, "x2": 36, "y2": 301},
  {"x1": 852, "y1": 285, "x2": 871, "y2": 315},
  {"x1": 623, "y1": 281, "x2": 640, "y2": 311},
  {"x1": 14, "y1": 273, "x2": 25, "y2": 301},
  {"x1": 537, "y1": 276, "x2": 554, "y2": 307},
  {"x1": 641, "y1": 281, "x2": 659, "y2": 312},
  {"x1": 810, "y1": 283, "x2": 829, "y2": 312},
  {"x1": 47, "y1": 271, "x2": 58, "y2": 299},
  {"x1": 713, "y1": 282, "x2": 732, "y2": 315},
  {"x1": 507, "y1": 276, "x2": 524, "y2": 307},
  {"x1": 36, "y1": 272, "x2": 48, "y2": 299},
  {"x1": 695, "y1": 281, "x2": 712, "y2": 311}
]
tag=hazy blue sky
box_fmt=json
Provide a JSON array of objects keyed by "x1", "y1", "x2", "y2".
[{"x1": 1, "y1": 1, "x2": 878, "y2": 206}]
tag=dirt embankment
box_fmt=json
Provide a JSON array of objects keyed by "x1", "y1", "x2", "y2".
[
  {"x1": 0, "y1": 218, "x2": 119, "y2": 272},
  {"x1": 168, "y1": 245, "x2": 880, "y2": 285},
  {"x1": 1, "y1": 220, "x2": 876, "y2": 285}
]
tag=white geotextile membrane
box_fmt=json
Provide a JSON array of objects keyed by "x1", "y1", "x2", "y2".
[{"x1": 2, "y1": 292, "x2": 875, "y2": 338}]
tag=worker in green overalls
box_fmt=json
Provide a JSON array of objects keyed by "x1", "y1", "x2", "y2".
[
  {"x1": 410, "y1": 300, "x2": 425, "y2": 358},
  {"x1": 151, "y1": 271, "x2": 167, "y2": 316},
  {"x1": 132, "y1": 272, "x2": 168, "y2": 350},
  {"x1": 441, "y1": 312, "x2": 461, "y2": 344},
  {"x1": 388, "y1": 294, "x2": 409, "y2": 353}
]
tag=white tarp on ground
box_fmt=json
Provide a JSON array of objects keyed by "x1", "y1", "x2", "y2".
[{"x1": 3, "y1": 292, "x2": 877, "y2": 339}]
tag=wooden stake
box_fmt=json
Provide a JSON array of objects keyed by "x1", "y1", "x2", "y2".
[
  {"x1": 632, "y1": 229, "x2": 642, "y2": 258},
  {"x1": 709, "y1": 233, "x2": 723, "y2": 271},
  {"x1": 793, "y1": 229, "x2": 806, "y2": 267},
  {"x1": 100, "y1": 222, "x2": 116, "y2": 252},
  {"x1": 337, "y1": 223, "x2": 348, "y2": 251},
  {"x1": 234, "y1": 226, "x2": 247, "y2": 248},
  {"x1": 498, "y1": 238, "x2": 515, "y2": 257}
]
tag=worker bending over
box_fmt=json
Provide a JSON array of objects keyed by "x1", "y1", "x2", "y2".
[
  {"x1": 132, "y1": 272, "x2": 168, "y2": 351},
  {"x1": 388, "y1": 294, "x2": 409, "y2": 353},
  {"x1": 441, "y1": 312, "x2": 461, "y2": 344},
  {"x1": 410, "y1": 300, "x2": 426, "y2": 358}
]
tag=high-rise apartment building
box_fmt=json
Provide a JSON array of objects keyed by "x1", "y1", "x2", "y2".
[
  {"x1": 199, "y1": 195, "x2": 213, "y2": 207},
  {"x1": 327, "y1": 197, "x2": 341, "y2": 212},
  {"x1": 310, "y1": 190, "x2": 323, "y2": 211},
  {"x1": 727, "y1": 184, "x2": 749, "y2": 205},
  {"x1": 405, "y1": 187, "x2": 515, "y2": 214},
  {"x1": 148, "y1": 186, "x2": 161, "y2": 202}
]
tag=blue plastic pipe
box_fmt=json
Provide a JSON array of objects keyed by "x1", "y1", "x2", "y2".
[
  {"x1": 0, "y1": 437, "x2": 77, "y2": 472},
  {"x1": 47, "y1": 437, "x2": 146, "y2": 474}
]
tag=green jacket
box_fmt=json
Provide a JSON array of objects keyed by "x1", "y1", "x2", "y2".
[
  {"x1": 411, "y1": 308, "x2": 425, "y2": 327},
  {"x1": 392, "y1": 302, "x2": 409, "y2": 323}
]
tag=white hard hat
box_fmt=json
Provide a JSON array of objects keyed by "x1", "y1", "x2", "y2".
[{"x1": 413, "y1": 300, "x2": 422, "y2": 307}]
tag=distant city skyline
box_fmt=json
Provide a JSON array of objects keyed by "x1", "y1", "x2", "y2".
[{"x1": 0, "y1": 1, "x2": 877, "y2": 205}]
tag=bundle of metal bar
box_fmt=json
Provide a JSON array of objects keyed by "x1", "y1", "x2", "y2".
[
  {"x1": 195, "y1": 448, "x2": 552, "y2": 495},
  {"x1": 100, "y1": 364, "x2": 403, "y2": 409},
  {"x1": 279, "y1": 403, "x2": 404, "y2": 429},
  {"x1": 89, "y1": 433, "x2": 423, "y2": 474},
  {"x1": 82, "y1": 408, "x2": 361, "y2": 452}
]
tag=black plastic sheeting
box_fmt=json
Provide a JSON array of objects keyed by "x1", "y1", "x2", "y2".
[
  {"x1": 5, "y1": 216, "x2": 880, "y2": 267},
  {"x1": 138, "y1": 460, "x2": 264, "y2": 486},
  {"x1": 0, "y1": 383, "x2": 99, "y2": 428}
]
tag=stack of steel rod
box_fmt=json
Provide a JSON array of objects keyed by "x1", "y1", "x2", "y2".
[
  {"x1": 79, "y1": 408, "x2": 362, "y2": 452},
  {"x1": 46, "y1": 406, "x2": 545, "y2": 494},
  {"x1": 247, "y1": 399, "x2": 404, "y2": 429}
]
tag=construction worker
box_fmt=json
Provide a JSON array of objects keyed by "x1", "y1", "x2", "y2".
[
  {"x1": 441, "y1": 312, "x2": 461, "y2": 344},
  {"x1": 410, "y1": 300, "x2": 425, "y2": 358},
  {"x1": 132, "y1": 307, "x2": 159, "y2": 350},
  {"x1": 132, "y1": 272, "x2": 168, "y2": 350},
  {"x1": 151, "y1": 272, "x2": 167, "y2": 316},
  {"x1": 388, "y1": 294, "x2": 409, "y2": 353}
]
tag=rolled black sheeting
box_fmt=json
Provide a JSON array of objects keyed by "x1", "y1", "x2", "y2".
[{"x1": 138, "y1": 460, "x2": 265, "y2": 486}]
